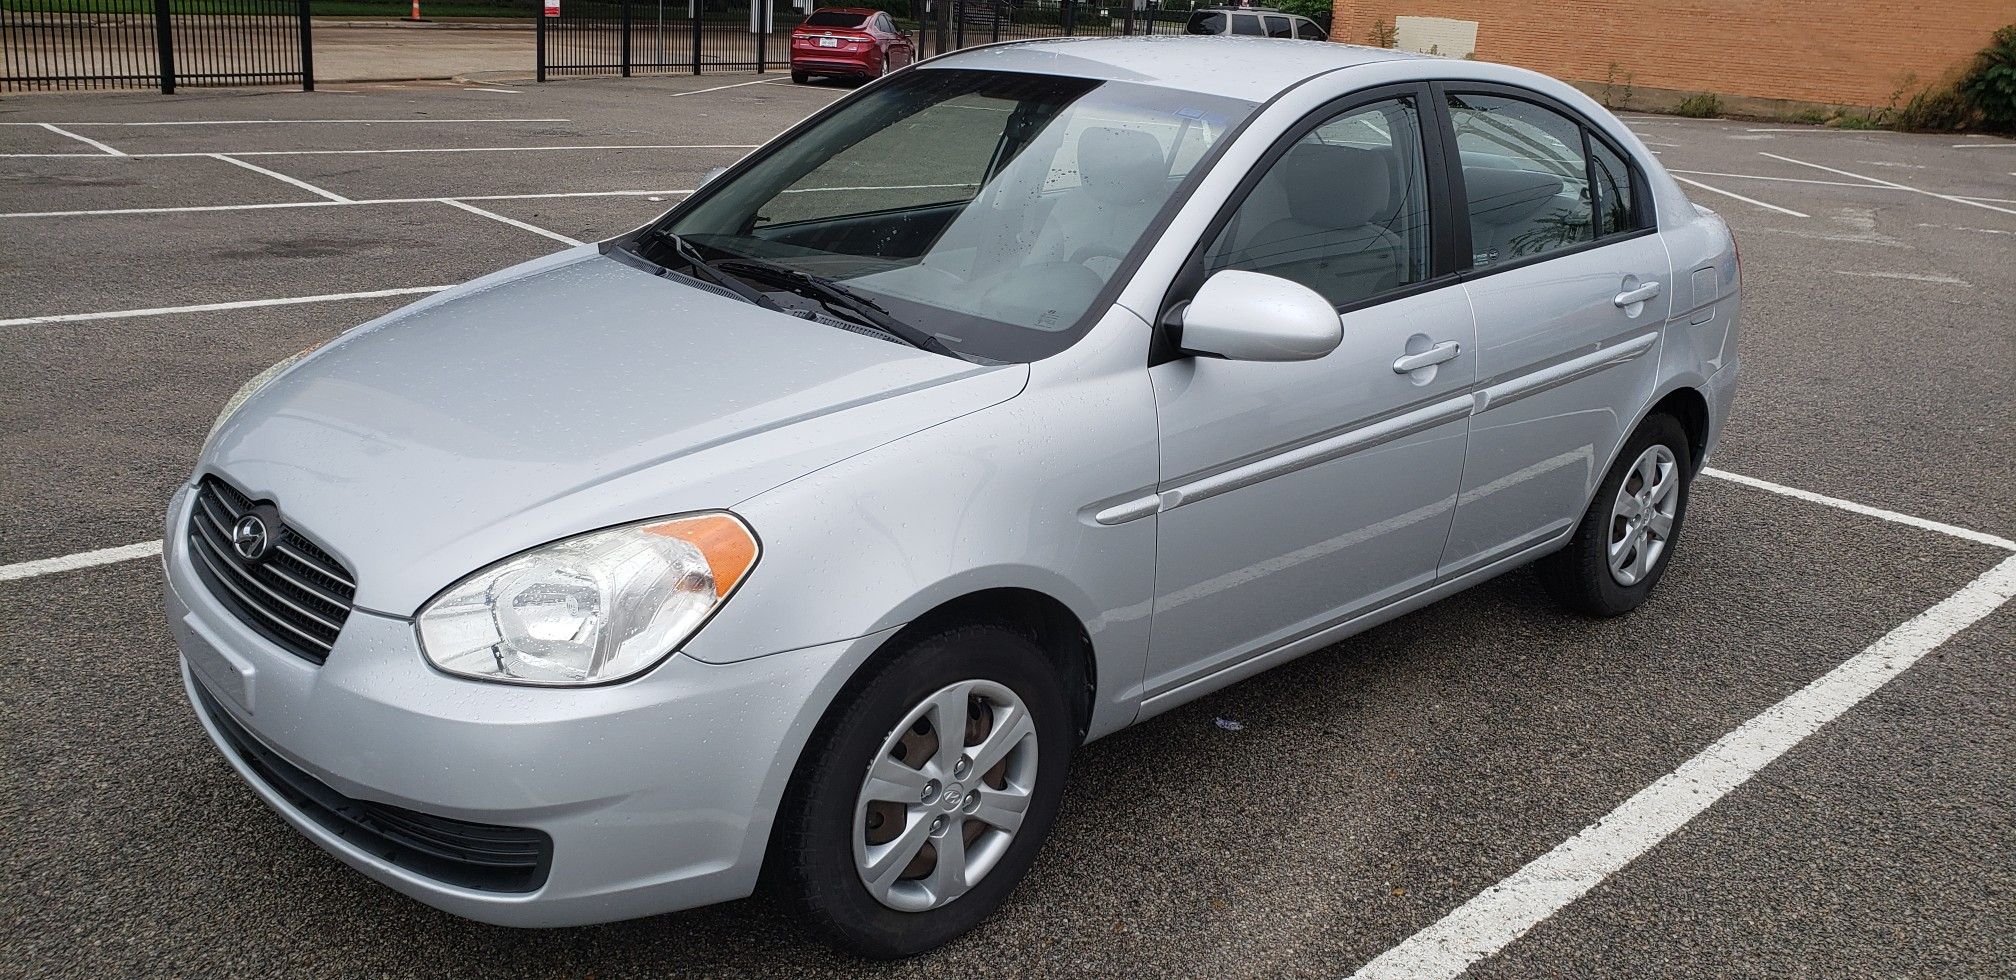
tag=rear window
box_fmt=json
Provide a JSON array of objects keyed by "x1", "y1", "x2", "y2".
[
  {"x1": 805, "y1": 10, "x2": 867, "y2": 27},
  {"x1": 1229, "y1": 13, "x2": 1264, "y2": 35},
  {"x1": 1185, "y1": 11, "x2": 1227, "y2": 34}
]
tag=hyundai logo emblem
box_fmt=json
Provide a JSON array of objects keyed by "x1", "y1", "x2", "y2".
[{"x1": 231, "y1": 514, "x2": 271, "y2": 561}]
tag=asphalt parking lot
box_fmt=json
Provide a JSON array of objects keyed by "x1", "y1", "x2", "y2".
[{"x1": 2, "y1": 73, "x2": 2013, "y2": 979}]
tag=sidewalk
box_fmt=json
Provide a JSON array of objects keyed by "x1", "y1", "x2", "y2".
[{"x1": 312, "y1": 22, "x2": 533, "y2": 81}]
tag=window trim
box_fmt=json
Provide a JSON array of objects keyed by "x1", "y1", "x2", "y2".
[
  {"x1": 1430, "y1": 81, "x2": 1659, "y2": 283},
  {"x1": 1157, "y1": 82, "x2": 1460, "y2": 345}
]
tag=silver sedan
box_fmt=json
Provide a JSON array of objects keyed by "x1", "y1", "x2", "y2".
[{"x1": 166, "y1": 35, "x2": 1739, "y2": 957}]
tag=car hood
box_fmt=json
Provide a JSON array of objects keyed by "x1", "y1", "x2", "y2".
[{"x1": 203, "y1": 246, "x2": 1026, "y2": 615}]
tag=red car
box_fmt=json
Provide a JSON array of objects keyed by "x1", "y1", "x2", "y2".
[{"x1": 789, "y1": 7, "x2": 916, "y2": 84}]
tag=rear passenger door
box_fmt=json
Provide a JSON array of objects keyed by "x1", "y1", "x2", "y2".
[{"x1": 1433, "y1": 85, "x2": 1672, "y2": 577}]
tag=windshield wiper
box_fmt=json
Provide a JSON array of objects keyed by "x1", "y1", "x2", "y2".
[
  {"x1": 714, "y1": 257, "x2": 961, "y2": 359},
  {"x1": 643, "y1": 229, "x2": 786, "y2": 313}
]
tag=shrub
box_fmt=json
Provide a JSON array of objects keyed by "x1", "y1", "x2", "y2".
[
  {"x1": 1960, "y1": 25, "x2": 2016, "y2": 131},
  {"x1": 1895, "y1": 85, "x2": 1974, "y2": 130},
  {"x1": 1270, "y1": 0, "x2": 1330, "y2": 29},
  {"x1": 1674, "y1": 93, "x2": 1721, "y2": 118}
]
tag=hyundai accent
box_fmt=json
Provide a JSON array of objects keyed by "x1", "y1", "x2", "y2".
[{"x1": 167, "y1": 35, "x2": 1740, "y2": 957}]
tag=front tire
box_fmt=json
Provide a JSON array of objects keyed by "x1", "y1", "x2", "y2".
[
  {"x1": 1537, "y1": 413, "x2": 1693, "y2": 617},
  {"x1": 770, "y1": 624, "x2": 1074, "y2": 958}
]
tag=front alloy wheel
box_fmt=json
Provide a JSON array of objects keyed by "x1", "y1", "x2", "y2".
[
  {"x1": 854, "y1": 679, "x2": 1037, "y2": 911},
  {"x1": 770, "y1": 623, "x2": 1071, "y2": 958}
]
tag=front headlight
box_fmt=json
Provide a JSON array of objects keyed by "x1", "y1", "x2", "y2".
[{"x1": 416, "y1": 513, "x2": 759, "y2": 686}]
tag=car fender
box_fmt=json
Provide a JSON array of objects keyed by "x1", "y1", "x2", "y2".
[{"x1": 682, "y1": 306, "x2": 1162, "y2": 742}]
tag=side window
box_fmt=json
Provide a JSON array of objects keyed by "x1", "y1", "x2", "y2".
[
  {"x1": 1264, "y1": 14, "x2": 1294, "y2": 38},
  {"x1": 1446, "y1": 93, "x2": 1593, "y2": 267},
  {"x1": 1202, "y1": 96, "x2": 1432, "y2": 309},
  {"x1": 1186, "y1": 11, "x2": 1227, "y2": 35},
  {"x1": 1230, "y1": 13, "x2": 1264, "y2": 35},
  {"x1": 1590, "y1": 138, "x2": 1637, "y2": 235},
  {"x1": 1295, "y1": 19, "x2": 1328, "y2": 41}
]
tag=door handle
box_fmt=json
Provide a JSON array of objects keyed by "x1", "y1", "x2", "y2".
[
  {"x1": 1614, "y1": 281, "x2": 1662, "y2": 308},
  {"x1": 1392, "y1": 341, "x2": 1461, "y2": 374}
]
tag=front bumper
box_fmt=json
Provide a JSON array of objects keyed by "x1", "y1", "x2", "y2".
[{"x1": 163, "y1": 485, "x2": 890, "y2": 927}]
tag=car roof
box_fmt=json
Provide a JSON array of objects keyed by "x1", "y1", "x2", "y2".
[
  {"x1": 925, "y1": 36, "x2": 1425, "y2": 103},
  {"x1": 809, "y1": 6, "x2": 879, "y2": 14}
]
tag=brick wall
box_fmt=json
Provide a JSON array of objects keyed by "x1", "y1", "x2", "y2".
[{"x1": 1330, "y1": 0, "x2": 2010, "y2": 109}]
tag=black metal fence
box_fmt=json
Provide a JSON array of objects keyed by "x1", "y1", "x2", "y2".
[
  {"x1": 1, "y1": 0, "x2": 312, "y2": 93},
  {"x1": 535, "y1": 0, "x2": 1207, "y2": 80}
]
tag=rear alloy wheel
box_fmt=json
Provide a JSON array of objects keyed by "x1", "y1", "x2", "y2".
[
  {"x1": 1606, "y1": 444, "x2": 1680, "y2": 587},
  {"x1": 771, "y1": 624, "x2": 1071, "y2": 958},
  {"x1": 1537, "y1": 413, "x2": 1693, "y2": 616}
]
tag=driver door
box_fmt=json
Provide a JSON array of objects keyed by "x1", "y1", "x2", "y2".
[{"x1": 1142, "y1": 87, "x2": 1476, "y2": 700}]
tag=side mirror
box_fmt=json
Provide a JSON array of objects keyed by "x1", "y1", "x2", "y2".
[
  {"x1": 699, "y1": 166, "x2": 728, "y2": 187},
  {"x1": 1175, "y1": 270, "x2": 1342, "y2": 362}
]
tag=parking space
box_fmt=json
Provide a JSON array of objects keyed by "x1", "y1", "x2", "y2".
[{"x1": 1, "y1": 76, "x2": 2011, "y2": 978}]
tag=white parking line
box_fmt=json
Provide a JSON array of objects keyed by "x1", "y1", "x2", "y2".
[
  {"x1": 1830, "y1": 269, "x2": 1970, "y2": 286},
  {"x1": 665, "y1": 76, "x2": 792, "y2": 97},
  {"x1": 2, "y1": 117, "x2": 568, "y2": 126},
  {"x1": 1352, "y1": 551, "x2": 2016, "y2": 980},
  {"x1": 1760, "y1": 151, "x2": 2016, "y2": 217},
  {"x1": 0, "y1": 188, "x2": 693, "y2": 220},
  {"x1": 0, "y1": 143, "x2": 756, "y2": 159},
  {"x1": 38, "y1": 123, "x2": 124, "y2": 156},
  {"x1": 1744, "y1": 127, "x2": 1896, "y2": 135},
  {"x1": 1666, "y1": 169, "x2": 1896, "y2": 189},
  {"x1": 209, "y1": 153, "x2": 352, "y2": 203},
  {"x1": 1671, "y1": 174, "x2": 1809, "y2": 218},
  {"x1": 438, "y1": 198, "x2": 582, "y2": 246},
  {"x1": 1701, "y1": 468, "x2": 2015, "y2": 551},
  {"x1": 1951, "y1": 142, "x2": 2016, "y2": 149},
  {"x1": 0, "y1": 540, "x2": 161, "y2": 582},
  {"x1": 1919, "y1": 222, "x2": 2015, "y2": 236},
  {"x1": 0, "y1": 286, "x2": 451, "y2": 327}
]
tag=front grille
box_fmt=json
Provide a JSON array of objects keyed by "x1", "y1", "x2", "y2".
[
  {"x1": 186, "y1": 476, "x2": 355, "y2": 664},
  {"x1": 192, "y1": 680, "x2": 553, "y2": 894}
]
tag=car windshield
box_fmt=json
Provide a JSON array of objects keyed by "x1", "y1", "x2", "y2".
[
  {"x1": 803, "y1": 10, "x2": 867, "y2": 27},
  {"x1": 641, "y1": 68, "x2": 1256, "y2": 362}
]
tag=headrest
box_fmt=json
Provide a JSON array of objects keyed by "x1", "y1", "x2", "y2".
[
  {"x1": 1463, "y1": 165, "x2": 1564, "y2": 226},
  {"x1": 1273, "y1": 142, "x2": 1392, "y2": 229},
  {"x1": 1077, "y1": 127, "x2": 1168, "y2": 207}
]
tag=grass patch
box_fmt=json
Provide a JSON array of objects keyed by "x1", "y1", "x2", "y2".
[{"x1": 1673, "y1": 93, "x2": 1721, "y2": 118}]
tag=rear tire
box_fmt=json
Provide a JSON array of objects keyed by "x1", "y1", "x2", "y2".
[
  {"x1": 770, "y1": 623, "x2": 1073, "y2": 958},
  {"x1": 1537, "y1": 413, "x2": 1693, "y2": 617},
  {"x1": 790, "y1": 70, "x2": 810, "y2": 84}
]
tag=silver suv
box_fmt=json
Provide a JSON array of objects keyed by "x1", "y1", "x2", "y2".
[{"x1": 1184, "y1": 5, "x2": 1329, "y2": 40}]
